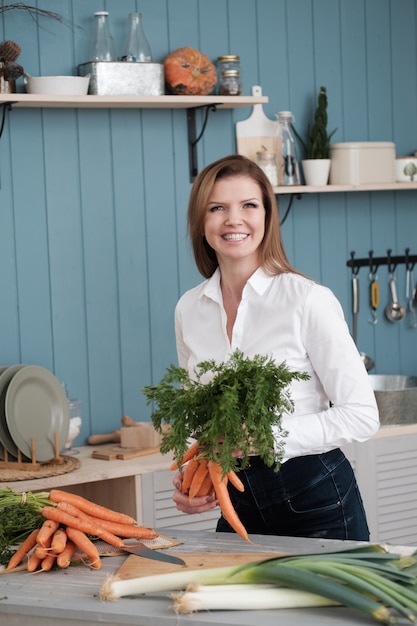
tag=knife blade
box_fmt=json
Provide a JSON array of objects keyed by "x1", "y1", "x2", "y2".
[{"x1": 122, "y1": 542, "x2": 185, "y2": 565}]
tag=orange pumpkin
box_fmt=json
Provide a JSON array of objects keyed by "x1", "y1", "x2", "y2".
[{"x1": 164, "y1": 47, "x2": 217, "y2": 95}]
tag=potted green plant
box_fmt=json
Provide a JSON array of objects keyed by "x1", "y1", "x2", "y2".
[{"x1": 293, "y1": 85, "x2": 337, "y2": 186}]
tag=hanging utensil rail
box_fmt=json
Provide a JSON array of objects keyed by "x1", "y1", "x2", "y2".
[{"x1": 347, "y1": 248, "x2": 417, "y2": 273}]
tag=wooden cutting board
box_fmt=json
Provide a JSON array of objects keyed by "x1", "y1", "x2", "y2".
[
  {"x1": 116, "y1": 552, "x2": 287, "y2": 580},
  {"x1": 92, "y1": 445, "x2": 160, "y2": 460},
  {"x1": 235, "y1": 85, "x2": 281, "y2": 179}
]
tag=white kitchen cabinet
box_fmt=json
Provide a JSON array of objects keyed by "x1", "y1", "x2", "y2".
[
  {"x1": 140, "y1": 469, "x2": 218, "y2": 531},
  {"x1": 343, "y1": 424, "x2": 417, "y2": 545}
]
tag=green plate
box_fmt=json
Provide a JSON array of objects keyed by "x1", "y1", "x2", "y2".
[
  {"x1": 5, "y1": 365, "x2": 69, "y2": 462},
  {"x1": 0, "y1": 364, "x2": 26, "y2": 457}
]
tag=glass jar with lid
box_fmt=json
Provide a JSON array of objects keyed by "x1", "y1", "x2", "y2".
[
  {"x1": 219, "y1": 69, "x2": 241, "y2": 96},
  {"x1": 216, "y1": 55, "x2": 241, "y2": 94},
  {"x1": 256, "y1": 150, "x2": 278, "y2": 187}
]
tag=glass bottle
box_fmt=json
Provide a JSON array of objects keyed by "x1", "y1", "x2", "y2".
[
  {"x1": 121, "y1": 13, "x2": 152, "y2": 62},
  {"x1": 276, "y1": 111, "x2": 300, "y2": 185},
  {"x1": 90, "y1": 11, "x2": 117, "y2": 62}
]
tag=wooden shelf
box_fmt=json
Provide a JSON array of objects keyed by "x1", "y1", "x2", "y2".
[
  {"x1": 0, "y1": 93, "x2": 268, "y2": 109},
  {"x1": 274, "y1": 182, "x2": 417, "y2": 194}
]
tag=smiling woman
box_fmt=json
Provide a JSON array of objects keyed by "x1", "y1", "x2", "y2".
[{"x1": 171, "y1": 153, "x2": 379, "y2": 542}]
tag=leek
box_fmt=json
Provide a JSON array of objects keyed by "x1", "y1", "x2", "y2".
[
  {"x1": 99, "y1": 545, "x2": 417, "y2": 625},
  {"x1": 171, "y1": 584, "x2": 339, "y2": 614}
]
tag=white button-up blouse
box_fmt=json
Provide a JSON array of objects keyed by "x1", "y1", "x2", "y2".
[{"x1": 175, "y1": 267, "x2": 379, "y2": 464}]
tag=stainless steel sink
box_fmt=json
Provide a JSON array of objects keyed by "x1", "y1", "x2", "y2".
[{"x1": 369, "y1": 375, "x2": 417, "y2": 425}]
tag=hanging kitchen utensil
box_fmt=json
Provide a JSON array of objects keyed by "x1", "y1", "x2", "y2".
[
  {"x1": 351, "y1": 266, "x2": 375, "y2": 371},
  {"x1": 351, "y1": 270, "x2": 359, "y2": 345},
  {"x1": 406, "y1": 264, "x2": 417, "y2": 329},
  {"x1": 368, "y1": 271, "x2": 380, "y2": 324},
  {"x1": 385, "y1": 271, "x2": 406, "y2": 322}
]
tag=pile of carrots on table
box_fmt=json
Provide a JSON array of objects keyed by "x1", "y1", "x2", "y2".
[
  {"x1": 171, "y1": 441, "x2": 250, "y2": 543},
  {"x1": 5, "y1": 489, "x2": 158, "y2": 573}
]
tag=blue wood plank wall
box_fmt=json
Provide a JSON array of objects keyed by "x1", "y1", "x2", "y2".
[{"x1": 0, "y1": 0, "x2": 416, "y2": 442}]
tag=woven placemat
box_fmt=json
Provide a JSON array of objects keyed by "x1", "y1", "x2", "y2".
[{"x1": 0, "y1": 454, "x2": 81, "y2": 482}]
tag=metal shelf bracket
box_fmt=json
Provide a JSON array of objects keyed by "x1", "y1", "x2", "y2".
[
  {"x1": 0, "y1": 101, "x2": 15, "y2": 139},
  {"x1": 187, "y1": 104, "x2": 218, "y2": 182}
]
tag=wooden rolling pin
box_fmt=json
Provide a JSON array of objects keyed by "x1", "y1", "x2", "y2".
[{"x1": 87, "y1": 429, "x2": 121, "y2": 445}]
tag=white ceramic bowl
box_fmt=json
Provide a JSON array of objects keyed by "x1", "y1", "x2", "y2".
[
  {"x1": 395, "y1": 157, "x2": 417, "y2": 182},
  {"x1": 24, "y1": 74, "x2": 90, "y2": 96}
]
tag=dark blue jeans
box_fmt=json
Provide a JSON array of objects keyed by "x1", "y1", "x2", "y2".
[{"x1": 216, "y1": 448, "x2": 370, "y2": 541}]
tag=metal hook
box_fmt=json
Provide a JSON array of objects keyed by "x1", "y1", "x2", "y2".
[{"x1": 387, "y1": 248, "x2": 397, "y2": 276}]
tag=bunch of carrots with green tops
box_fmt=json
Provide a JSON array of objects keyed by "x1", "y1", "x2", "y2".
[
  {"x1": 0, "y1": 487, "x2": 158, "y2": 573},
  {"x1": 170, "y1": 441, "x2": 249, "y2": 542},
  {"x1": 142, "y1": 349, "x2": 310, "y2": 544}
]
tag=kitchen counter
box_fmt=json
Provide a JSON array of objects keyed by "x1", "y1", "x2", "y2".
[{"x1": 0, "y1": 528, "x2": 407, "y2": 626}]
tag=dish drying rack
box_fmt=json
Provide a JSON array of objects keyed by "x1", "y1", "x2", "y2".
[{"x1": 0, "y1": 432, "x2": 65, "y2": 471}]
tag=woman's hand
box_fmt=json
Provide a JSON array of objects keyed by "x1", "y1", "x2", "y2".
[{"x1": 172, "y1": 471, "x2": 218, "y2": 514}]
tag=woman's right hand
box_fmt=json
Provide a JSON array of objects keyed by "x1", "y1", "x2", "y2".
[{"x1": 172, "y1": 471, "x2": 218, "y2": 514}]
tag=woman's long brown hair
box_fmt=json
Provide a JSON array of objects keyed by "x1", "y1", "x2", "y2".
[{"x1": 187, "y1": 154, "x2": 300, "y2": 279}]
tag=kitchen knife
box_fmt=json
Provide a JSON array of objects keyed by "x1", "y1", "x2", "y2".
[{"x1": 122, "y1": 542, "x2": 185, "y2": 565}]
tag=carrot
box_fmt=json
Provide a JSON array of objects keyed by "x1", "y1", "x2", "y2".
[
  {"x1": 56, "y1": 539, "x2": 76, "y2": 569},
  {"x1": 40, "y1": 552, "x2": 56, "y2": 572},
  {"x1": 34, "y1": 534, "x2": 53, "y2": 559},
  {"x1": 208, "y1": 460, "x2": 251, "y2": 543},
  {"x1": 195, "y1": 472, "x2": 214, "y2": 497},
  {"x1": 65, "y1": 527, "x2": 102, "y2": 569},
  {"x1": 48, "y1": 489, "x2": 137, "y2": 525},
  {"x1": 226, "y1": 470, "x2": 245, "y2": 493},
  {"x1": 27, "y1": 551, "x2": 43, "y2": 573},
  {"x1": 36, "y1": 519, "x2": 60, "y2": 548},
  {"x1": 5, "y1": 528, "x2": 39, "y2": 572},
  {"x1": 55, "y1": 501, "x2": 158, "y2": 539},
  {"x1": 181, "y1": 457, "x2": 199, "y2": 494},
  {"x1": 188, "y1": 458, "x2": 209, "y2": 500},
  {"x1": 51, "y1": 527, "x2": 68, "y2": 554},
  {"x1": 41, "y1": 506, "x2": 125, "y2": 548},
  {"x1": 170, "y1": 440, "x2": 201, "y2": 470}
]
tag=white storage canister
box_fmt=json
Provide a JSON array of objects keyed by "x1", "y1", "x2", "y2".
[{"x1": 329, "y1": 142, "x2": 395, "y2": 185}]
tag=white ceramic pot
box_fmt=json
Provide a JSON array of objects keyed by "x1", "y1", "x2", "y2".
[
  {"x1": 302, "y1": 158, "x2": 331, "y2": 186},
  {"x1": 24, "y1": 74, "x2": 90, "y2": 96},
  {"x1": 395, "y1": 157, "x2": 417, "y2": 182}
]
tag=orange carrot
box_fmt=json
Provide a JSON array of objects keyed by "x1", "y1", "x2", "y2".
[
  {"x1": 5, "y1": 529, "x2": 39, "y2": 572},
  {"x1": 208, "y1": 460, "x2": 251, "y2": 543},
  {"x1": 195, "y1": 472, "x2": 214, "y2": 497},
  {"x1": 40, "y1": 552, "x2": 56, "y2": 572},
  {"x1": 41, "y1": 506, "x2": 124, "y2": 548},
  {"x1": 56, "y1": 539, "x2": 76, "y2": 569},
  {"x1": 27, "y1": 551, "x2": 43, "y2": 573},
  {"x1": 51, "y1": 527, "x2": 68, "y2": 554},
  {"x1": 65, "y1": 527, "x2": 101, "y2": 569},
  {"x1": 170, "y1": 440, "x2": 200, "y2": 470},
  {"x1": 181, "y1": 457, "x2": 199, "y2": 494},
  {"x1": 48, "y1": 489, "x2": 137, "y2": 525},
  {"x1": 34, "y1": 534, "x2": 53, "y2": 559},
  {"x1": 36, "y1": 519, "x2": 60, "y2": 548},
  {"x1": 188, "y1": 458, "x2": 209, "y2": 500},
  {"x1": 55, "y1": 501, "x2": 157, "y2": 539},
  {"x1": 227, "y1": 470, "x2": 245, "y2": 493}
]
